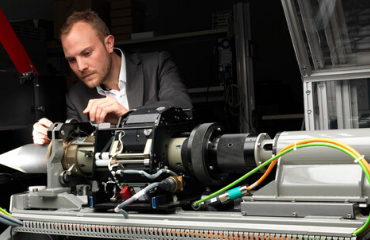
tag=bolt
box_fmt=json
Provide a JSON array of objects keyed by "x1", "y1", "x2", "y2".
[
  {"x1": 241, "y1": 211, "x2": 246, "y2": 216},
  {"x1": 209, "y1": 166, "x2": 214, "y2": 170},
  {"x1": 144, "y1": 129, "x2": 152, "y2": 136},
  {"x1": 307, "y1": 110, "x2": 312, "y2": 114},
  {"x1": 292, "y1": 212, "x2": 297, "y2": 217},
  {"x1": 306, "y1": 90, "x2": 311, "y2": 95}
]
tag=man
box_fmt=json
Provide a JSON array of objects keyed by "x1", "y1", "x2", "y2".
[{"x1": 32, "y1": 9, "x2": 192, "y2": 145}]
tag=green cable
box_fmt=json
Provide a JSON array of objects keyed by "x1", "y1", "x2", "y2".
[
  {"x1": 193, "y1": 143, "x2": 300, "y2": 206},
  {"x1": 354, "y1": 160, "x2": 370, "y2": 235},
  {"x1": 192, "y1": 142, "x2": 370, "y2": 236},
  {"x1": 0, "y1": 207, "x2": 11, "y2": 217}
]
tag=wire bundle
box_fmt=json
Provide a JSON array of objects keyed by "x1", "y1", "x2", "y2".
[
  {"x1": 0, "y1": 207, "x2": 22, "y2": 227},
  {"x1": 193, "y1": 138, "x2": 370, "y2": 236}
]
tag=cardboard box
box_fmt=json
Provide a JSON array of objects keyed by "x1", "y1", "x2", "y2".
[
  {"x1": 110, "y1": 0, "x2": 145, "y2": 10},
  {"x1": 114, "y1": 34, "x2": 131, "y2": 41},
  {"x1": 111, "y1": 25, "x2": 143, "y2": 35},
  {"x1": 111, "y1": 16, "x2": 145, "y2": 27},
  {"x1": 110, "y1": 8, "x2": 145, "y2": 18},
  {"x1": 131, "y1": 31, "x2": 159, "y2": 40},
  {"x1": 53, "y1": 0, "x2": 110, "y2": 39}
]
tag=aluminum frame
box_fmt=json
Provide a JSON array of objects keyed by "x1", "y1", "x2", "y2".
[{"x1": 281, "y1": 0, "x2": 370, "y2": 130}]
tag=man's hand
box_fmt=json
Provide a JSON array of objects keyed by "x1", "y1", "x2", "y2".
[
  {"x1": 83, "y1": 96, "x2": 129, "y2": 125},
  {"x1": 32, "y1": 118, "x2": 53, "y2": 145}
]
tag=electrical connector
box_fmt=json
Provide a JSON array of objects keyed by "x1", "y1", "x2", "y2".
[{"x1": 158, "y1": 176, "x2": 183, "y2": 193}]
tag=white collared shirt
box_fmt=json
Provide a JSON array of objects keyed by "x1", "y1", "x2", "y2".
[{"x1": 96, "y1": 48, "x2": 129, "y2": 110}]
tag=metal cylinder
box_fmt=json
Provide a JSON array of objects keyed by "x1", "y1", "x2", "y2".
[
  {"x1": 168, "y1": 137, "x2": 187, "y2": 172},
  {"x1": 63, "y1": 144, "x2": 94, "y2": 175},
  {"x1": 215, "y1": 134, "x2": 256, "y2": 173}
]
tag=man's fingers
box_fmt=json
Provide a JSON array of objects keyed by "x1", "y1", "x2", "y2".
[
  {"x1": 33, "y1": 138, "x2": 50, "y2": 145},
  {"x1": 33, "y1": 122, "x2": 50, "y2": 136},
  {"x1": 39, "y1": 118, "x2": 53, "y2": 127},
  {"x1": 84, "y1": 99, "x2": 104, "y2": 122},
  {"x1": 83, "y1": 97, "x2": 128, "y2": 124},
  {"x1": 33, "y1": 118, "x2": 52, "y2": 145},
  {"x1": 83, "y1": 98, "x2": 110, "y2": 123},
  {"x1": 32, "y1": 130, "x2": 50, "y2": 140}
]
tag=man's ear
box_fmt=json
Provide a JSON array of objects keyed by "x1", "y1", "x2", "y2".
[{"x1": 105, "y1": 35, "x2": 115, "y2": 53}]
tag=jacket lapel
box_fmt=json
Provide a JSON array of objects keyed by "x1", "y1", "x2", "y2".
[{"x1": 124, "y1": 51, "x2": 143, "y2": 109}]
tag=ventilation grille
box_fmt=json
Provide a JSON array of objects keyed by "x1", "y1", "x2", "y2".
[{"x1": 13, "y1": 220, "x2": 353, "y2": 240}]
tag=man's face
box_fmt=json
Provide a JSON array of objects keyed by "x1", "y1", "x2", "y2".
[{"x1": 61, "y1": 21, "x2": 112, "y2": 88}]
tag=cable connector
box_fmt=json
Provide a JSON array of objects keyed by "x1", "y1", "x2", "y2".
[{"x1": 158, "y1": 176, "x2": 183, "y2": 193}]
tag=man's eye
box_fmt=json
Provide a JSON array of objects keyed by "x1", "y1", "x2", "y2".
[
  {"x1": 84, "y1": 52, "x2": 91, "y2": 56},
  {"x1": 69, "y1": 59, "x2": 76, "y2": 63}
]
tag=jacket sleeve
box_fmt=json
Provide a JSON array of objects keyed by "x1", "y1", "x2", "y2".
[
  {"x1": 65, "y1": 82, "x2": 100, "y2": 122},
  {"x1": 66, "y1": 90, "x2": 82, "y2": 121}
]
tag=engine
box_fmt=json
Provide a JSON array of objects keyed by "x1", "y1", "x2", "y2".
[{"x1": 46, "y1": 107, "x2": 267, "y2": 213}]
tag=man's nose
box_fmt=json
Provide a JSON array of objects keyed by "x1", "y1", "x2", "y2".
[{"x1": 77, "y1": 59, "x2": 88, "y2": 72}]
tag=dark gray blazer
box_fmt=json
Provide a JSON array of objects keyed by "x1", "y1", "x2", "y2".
[{"x1": 66, "y1": 51, "x2": 193, "y2": 122}]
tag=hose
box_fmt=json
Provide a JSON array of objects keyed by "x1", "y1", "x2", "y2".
[
  {"x1": 248, "y1": 138, "x2": 370, "y2": 190},
  {"x1": 192, "y1": 138, "x2": 370, "y2": 236},
  {"x1": 0, "y1": 213, "x2": 22, "y2": 227},
  {"x1": 114, "y1": 182, "x2": 159, "y2": 219},
  {"x1": 115, "y1": 169, "x2": 177, "y2": 180}
]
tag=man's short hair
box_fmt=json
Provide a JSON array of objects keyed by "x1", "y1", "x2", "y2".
[{"x1": 60, "y1": 9, "x2": 110, "y2": 42}]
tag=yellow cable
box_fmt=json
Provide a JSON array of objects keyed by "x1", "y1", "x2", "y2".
[
  {"x1": 246, "y1": 137, "x2": 370, "y2": 235},
  {"x1": 247, "y1": 138, "x2": 370, "y2": 190}
]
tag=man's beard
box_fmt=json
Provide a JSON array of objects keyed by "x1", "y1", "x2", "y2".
[
  {"x1": 99, "y1": 51, "x2": 113, "y2": 86},
  {"x1": 80, "y1": 50, "x2": 113, "y2": 88}
]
